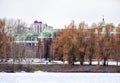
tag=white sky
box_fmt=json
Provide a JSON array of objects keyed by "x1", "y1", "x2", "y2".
[{"x1": 0, "y1": 0, "x2": 120, "y2": 28}]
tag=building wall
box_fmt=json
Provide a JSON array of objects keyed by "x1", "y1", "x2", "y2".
[
  {"x1": 15, "y1": 20, "x2": 56, "y2": 58},
  {"x1": 37, "y1": 37, "x2": 53, "y2": 59}
]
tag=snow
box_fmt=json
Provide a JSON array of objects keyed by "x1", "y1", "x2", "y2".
[
  {"x1": 1, "y1": 58, "x2": 120, "y2": 66},
  {"x1": 0, "y1": 72, "x2": 120, "y2": 83}
]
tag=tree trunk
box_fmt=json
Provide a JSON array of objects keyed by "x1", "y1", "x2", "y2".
[
  {"x1": 68, "y1": 56, "x2": 74, "y2": 66},
  {"x1": 98, "y1": 58, "x2": 100, "y2": 66},
  {"x1": 80, "y1": 52, "x2": 85, "y2": 65},
  {"x1": 103, "y1": 58, "x2": 107, "y2": 66},
  {"x1": 89, "y1": 55, "x2": 92, "y2": 65},
  {"x1": 80, "y1": 61, "x2": 83, "y2": 65}
]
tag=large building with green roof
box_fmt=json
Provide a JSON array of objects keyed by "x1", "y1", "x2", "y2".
[{"x1": 15, "y1": 20, "x2": 59, "y2": 59}]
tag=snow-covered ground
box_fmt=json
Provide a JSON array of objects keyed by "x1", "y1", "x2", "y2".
[
  {"x1": 2, "y1": 58, "x2": 120, "y2": 66},
  {"x1": 0, "y1": 72, "x2": 120, "y2": 83}
]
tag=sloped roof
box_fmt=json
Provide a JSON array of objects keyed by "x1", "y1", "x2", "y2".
[{"x1": 14, "y1": 28, "x2": 60, "y2": 40}]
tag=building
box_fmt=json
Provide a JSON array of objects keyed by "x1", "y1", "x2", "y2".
[{"x1": 15, "y1": 20, "x2": 59, "y2": 59}]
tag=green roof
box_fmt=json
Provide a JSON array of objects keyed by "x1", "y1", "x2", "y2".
[{"x1": 14, "y1": 28, "x2": 59, "y2": 41}]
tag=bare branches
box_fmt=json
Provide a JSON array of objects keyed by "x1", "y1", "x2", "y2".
[{"x1": 51, "y1": 21, "x2": 120, "y2": 66}]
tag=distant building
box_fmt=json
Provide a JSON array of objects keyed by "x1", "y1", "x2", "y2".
[{"x1": 15, "y1": 20, "x2": 59, "y2": 59}]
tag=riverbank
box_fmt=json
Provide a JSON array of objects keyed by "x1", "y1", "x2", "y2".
[
  {"x1": 0, "y1": 64, "x2": 120, "y2": 73},
  {"x1": 33, "y1": 64, "x2": 120, "y2": 73}
]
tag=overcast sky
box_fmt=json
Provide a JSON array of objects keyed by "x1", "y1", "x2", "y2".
[{"x1": 0, "y1": 0, "x2": 120, "y2": 28}]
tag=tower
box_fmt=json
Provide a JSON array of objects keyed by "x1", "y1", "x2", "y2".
[
  {"x1": 33, "y1": 20, "x2": 43, "y2": 33},
  {"x1": 101, "y1": 15, "x2": 105, "y2": 32}
]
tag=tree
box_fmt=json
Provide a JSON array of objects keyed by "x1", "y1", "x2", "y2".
[
  {"x1": 5, "y1": 19, "x2": 27, "y2": 36},
  {"x1": 51, "y1": 21, "x2": 120, "y2": 67},
  {"x1": 102, "y1": 24, "x2": 113, "y2": 66},
  {"x1": 0, "y1": 19, "x2": 10, "y2": 62},
  {"x1": 51, "y1": 31, "x2": 64, "y2": 61},
  {"x1": 51, "y1": 22, "x2": 78, "y2": 65},
  {"x1": 86, "y1": 28, "x2": 95, "y2": 65},
  {"x1": 77, "y1": 22, "x2": 87, "y2": 65},
  {"x1": 114, "y1": 24, "x2": 120, "y2": 66},
  {"x1": 94, "y1": 27, "x2": 101, "y2": 66}
]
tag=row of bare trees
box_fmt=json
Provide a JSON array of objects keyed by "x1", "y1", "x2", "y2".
[
  {"x1": 0, "y1": 18, "x2": 29, "y2": 61},
  {"x1": 1, "y1": 18, "x2": 120, "y2": 67},
  {"x1": 0, "y1": 19, "x2": 35, "y2": 72},
  {"x1": 51, "y1": 22, "x2": 120, "y2": 66}
]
